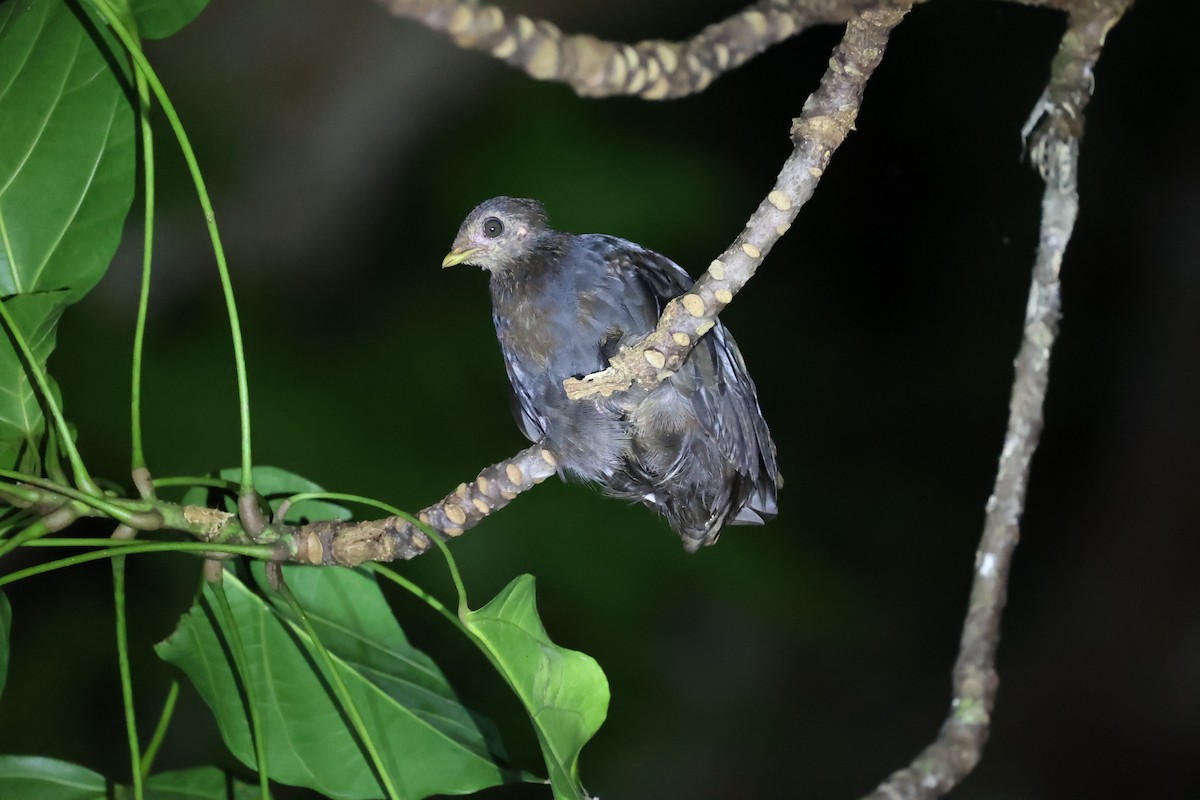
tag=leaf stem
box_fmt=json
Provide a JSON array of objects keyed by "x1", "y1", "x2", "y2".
[
  {"x1": 140, "y1": 680, "x2": 180, "y2": 778},
  {"x1": 88, "y1": 0, "x2": 255, "y2": 493},
  {"x1": 0, "y1": 469, "x2": 156, "y2": 525},
  {"x1": 130, "y1": 63, "x2": 155, "y2": 474},
  {"x1": 277, "y1": 579, "x2": 402, "y2": 800},
  {"x1": 0, "y1": 542, "x2": 276, "y2": 589},
  {"x1": 113, "y1": 555, "x2": 144, "y2": 799},
  {"x1": 0, "y1": 298, "x2": 99, "y2": 495},
  {"x1": 209, "y1": 577, "x2": 271, "y2": 800},
  {"x1": 0, "y1": 518, "x2": 53, "y2": 559}
]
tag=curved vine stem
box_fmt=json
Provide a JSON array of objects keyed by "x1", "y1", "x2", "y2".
[{"x1": 88, "y1": 0, "x2": 256, "y2": 496}]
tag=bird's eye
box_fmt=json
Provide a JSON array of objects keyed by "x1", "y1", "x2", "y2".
[{"x1": 483, "y1": 217, "x2": 504, "y2": 239}]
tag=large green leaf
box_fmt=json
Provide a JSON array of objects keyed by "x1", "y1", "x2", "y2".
[
  {"x1": 0, "y1": 756, "x2": 106, "y2": 800},
  {"x1": 256, "y1": 563, "x2": 501, "y2": 747},
  {"x1": 0, "y1": 291, "x2": 67, "y2": 472},
  {"x1": 157, "y1": 566, "x2": 510, "y2": 799},
  {"x1": 463, "y1": 575, "x2": 609, "y2": 800},
  {"x1": 0, "y1": 0, "x2": 134, "y2": 300},
  {"x1": 0, "y1": 592, "x2": 11, "y2": 700},
  {"x1": 0, "y1": 0, "x2": 135, "y2": 470}
]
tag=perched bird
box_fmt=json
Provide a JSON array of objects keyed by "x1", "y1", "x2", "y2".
[{"x1": 443, "y1": 197, "x2": 780, "y2": 551}]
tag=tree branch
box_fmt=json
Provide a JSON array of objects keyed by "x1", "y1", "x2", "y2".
[
  {"x1": 564, "y1": 4, "x2": 912, "y2": 401},
  {"x1": 864, "y1": 3, "x2": 1132, "y2": 797},
  {"x1": 289, "y1": 444, "x2": 558, "y2": 565},
  {"x1": 3, "y1": 445, "x2": 559, "y2": 566},
  {"x1": 373, "y1": 0, "x2": 905, "y2": 99}
]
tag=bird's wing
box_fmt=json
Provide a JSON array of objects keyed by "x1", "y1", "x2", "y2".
[
  {"x1": 595, "y1": 236, "x2": 779, "y2": 493},
  {"x1": 493, "y1": 310, "x2": 550, "y2": 443},
  {"x1": 573, "y1": 235, "x2": 691, "y2": 355},
  {"x1": 699, "y1": 324, "x2": 780, "y2": 500},
  {"x1": 594, "y1": 235, "x2": 692, "y2": 317}
]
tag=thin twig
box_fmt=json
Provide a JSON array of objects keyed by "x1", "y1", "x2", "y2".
[{"x1": 864, "y1": 3, "x2": 1132, "y2": 797}]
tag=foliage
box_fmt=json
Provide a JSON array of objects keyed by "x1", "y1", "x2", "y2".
[
  {"x1": 0, "y1": 1, "x2": 609, "y2": 797},
  {"x1": 157, "y1": 564, "x2": 513, "y2": 799},
  {"x1": 0, "y1": 0, "x2": 132, "y2": 474}
]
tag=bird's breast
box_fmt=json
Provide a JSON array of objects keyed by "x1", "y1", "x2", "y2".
[
  {"x1": 491, "y1": 275, "x2": 611, "y2": 379},
  {"x1": 493, "y1": 296, "x2": 561, "y2": 368}
]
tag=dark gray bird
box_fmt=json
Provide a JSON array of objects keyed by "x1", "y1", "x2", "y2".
[{"x1": 443, "y1": 197, "x2": 780, "y2": 551}]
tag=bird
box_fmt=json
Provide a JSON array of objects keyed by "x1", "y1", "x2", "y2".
[{"x1": 442, "y1": 196, "x2": 780, "y2": 552}]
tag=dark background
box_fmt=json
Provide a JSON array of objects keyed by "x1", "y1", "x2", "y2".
[{"x1": 2, "y1": 0, "x2": 1198, "y2": 797}]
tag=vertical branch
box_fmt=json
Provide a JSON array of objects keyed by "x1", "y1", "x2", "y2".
[{"x1": 865, "y1": 2, "x2": 1132, "y2": 798}]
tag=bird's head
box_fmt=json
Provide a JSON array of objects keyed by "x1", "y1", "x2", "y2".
[{"x1": 442, "y1": 196, "x2": 550, "y2": 273}]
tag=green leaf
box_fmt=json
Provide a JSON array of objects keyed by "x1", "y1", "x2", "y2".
[
  {"x1": 256, "y1": 563, "x2": 500, "y2": 745},
  {"x1": 0, "y1": 0, "x2": 134, "y2": 301},
  {"x1": 0, "y1": 756, "x2": 106, "y2": 800},
  {"x1": 0, "y1": 593, "x2": 11, "y2": 700},
  {"x1": 0, "y1": 0, "x2": 135, "y2": 471},
  {"x1": 127, "y1": 0, "x2": 211, "y2": 40},
  {"x1": 117, "y1": 767, "x2": 263, "y2": 799},
  {"x1": 0, "y1": 292, "x2": 67, "y2": 472},
  {"x1": 157, "y1": 567, "x2": 511, "y2": 799},
  {"x1": 463, "y1": 575, "x2": 609, "y2": 800}
]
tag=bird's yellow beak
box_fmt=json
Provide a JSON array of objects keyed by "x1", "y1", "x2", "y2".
[{"x1": 441, "y1": 247, "x2": 480, "y2": 268}]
